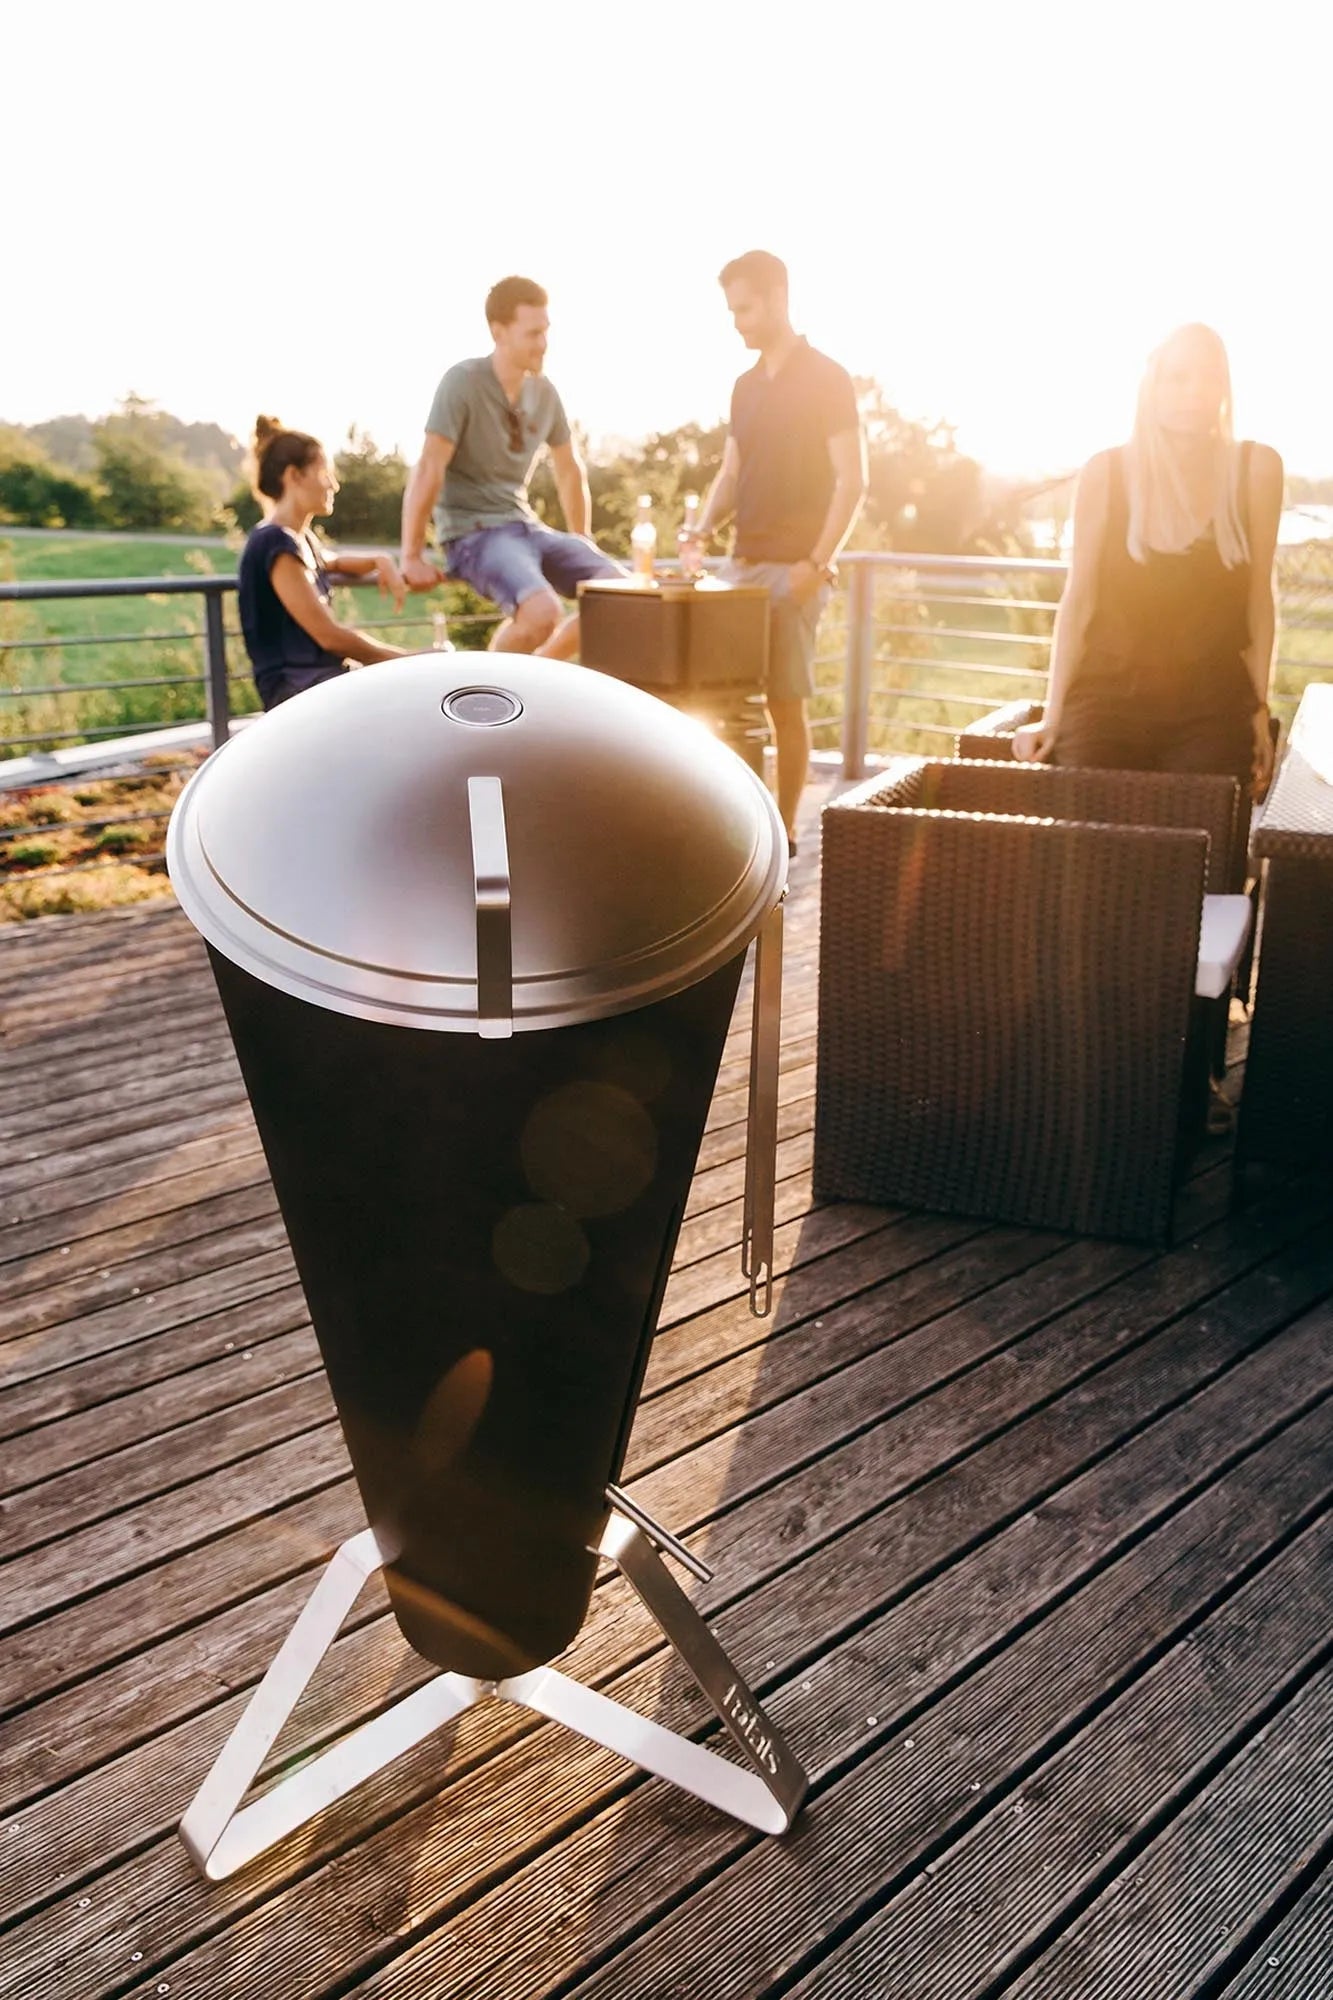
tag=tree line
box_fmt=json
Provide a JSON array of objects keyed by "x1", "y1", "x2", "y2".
[{"x1": 1, "y1": 391, "x2": 1041, "y2": 556}]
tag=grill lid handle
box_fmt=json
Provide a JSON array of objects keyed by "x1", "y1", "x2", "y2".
[{"x1": 467, "y1": 776, "x2": 513, "y2": 1039}]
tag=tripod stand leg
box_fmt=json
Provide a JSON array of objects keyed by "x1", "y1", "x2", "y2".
[
  {"x1": 179, "y1": 1529, "x2": 480, "y2": 1880},
  {"x1": 179, "y1": 1510, "x2": 807, "y2": 1878},
  {"x1": 498, "y1": 1512, "x2": 807, "y2": 1835}
]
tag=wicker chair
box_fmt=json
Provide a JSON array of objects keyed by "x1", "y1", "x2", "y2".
[
  {"x1": 955, "y1": 698, "x2": 1277, "y2": 898},
  {"x1": 814, "y1": 759, "x2": 1240, "y2": 1244}
]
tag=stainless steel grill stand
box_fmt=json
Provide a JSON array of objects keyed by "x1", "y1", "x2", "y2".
[{"x1": 180, "y1": 1502, "x2": 807, "y2": 1879}]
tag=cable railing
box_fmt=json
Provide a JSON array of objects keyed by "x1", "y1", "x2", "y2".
[
  {"x1": 825, "y1": 548, "x2": 1330, "y2": 775},
  {"x1": 3, "y1": 546, "x2": 1331, "y2": 907},
  {"x1": 0, "y1": 573, "x2": 507, "y2": 754}
]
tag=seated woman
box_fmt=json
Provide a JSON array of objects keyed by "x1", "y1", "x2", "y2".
[
  {"x1": 239, "y1": 417, "x2": 409, "y2": 710},
  {"x1": 1014, "y1": 324, "x2": 1282, "y2": 804}
]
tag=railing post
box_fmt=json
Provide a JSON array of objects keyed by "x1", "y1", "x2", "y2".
[
  {"x1": 203, "y1": 586, "x2": 231, "y2": 753},
  {"x1": 841, "y1": 561, "x2": 874, "y2": 780}
]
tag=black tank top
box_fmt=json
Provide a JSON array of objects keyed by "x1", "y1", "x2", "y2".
[{"x1": 1082, "y1": 442, "x2": 1252, "y2": 679}]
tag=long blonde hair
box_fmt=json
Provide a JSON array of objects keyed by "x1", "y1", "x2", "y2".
[{"x1": 1124, "y1": 324, "x2": 1248, "y2": 569}]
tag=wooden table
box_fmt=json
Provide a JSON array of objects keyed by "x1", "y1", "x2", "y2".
[
  {"x1": 576, "y1": 576, "x2": 771, "y2": 772},
  {"x1": 1236, "y1": 681, "x2": 1333, "y2": 1170}
]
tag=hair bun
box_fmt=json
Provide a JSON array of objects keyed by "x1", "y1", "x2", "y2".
[{"x1": 253, "y1": 414, "x2": 283, "y2": 447}]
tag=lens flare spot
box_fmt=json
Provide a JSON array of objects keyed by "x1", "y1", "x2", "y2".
[
  {"x1": 492, "y1": 1203, "x2": 591, "y2": 1295},
  {"x1": 520, "y1": 1081, "x2": 657, "y2": 1218},
  {"x1": 413, "y1": 1348, "x2": 494, "y2": 1472}
]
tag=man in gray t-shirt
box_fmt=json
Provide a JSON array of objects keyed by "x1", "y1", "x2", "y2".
[{"x1": 400, "y1": 275, "x2": 622, "y2": 656}]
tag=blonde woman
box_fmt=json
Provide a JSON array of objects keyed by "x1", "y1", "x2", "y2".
[{"x1": 1014, "y1": 325, "x2": 1282, "y2": 801}]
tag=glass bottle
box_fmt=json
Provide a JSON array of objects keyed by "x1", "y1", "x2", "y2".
[
  {"x1": 677, "y1": 491, "x2": 702, "y2": 579},
  {"x1": 630, "y1": 494, "x2": 657, "y2": 582}
]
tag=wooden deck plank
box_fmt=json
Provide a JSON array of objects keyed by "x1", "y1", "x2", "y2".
[
  {"x1": 0, "y1": 1092, "x2": 804, "y2": 1295},
  {"x1": 0, "y1": 1104, "x2": 267, "y2": 1208},
  {"x1": 0, "y1": 1159, "x2": 1316, "y2": 1716},
  {"x1": 769, "y1": 1535, "x2": 1333, "y2": 2000},
  {"x1": 0, "y1": 1143, "x2": 266, "y2": 1268},
  {"x1": 1215, "y1": 1863, "x2": 1333, "y2": 1999},
  {"x1": 405, "y1": 1401, "x2": 1333, "y2": 2000},
  {"x1": 999, "y1": 1676, "x2": 1333, "y2": 1999},
  {"x1": 0, "y1": 1372, "x2": 337, "y2": 1557},
  {"x1": 0, "y1": 1323, "x2": 320, "y2": 1498},
  {"x1": 0, "y1": 1056, "x2": 244, "y2": 1161},
  {"x1": 1, "y1": 826, "x2": 1330, "y2": 2000},
  {"x1": 86, "y1": 1332, "x2": 1333, "y2": 2000},
  {"x1": 0, "y1": 1246, "x2": 300, "y2": 1393},
  {"x1": 0, "y1": 1208, "x2": 291, "y2": 1345},
  {"x1": 0, "y1": 1214, "x2": 1208, "y2": 1808},
  {"x1": 0, "y1": 1119, "x2": 271, "y2": 1231},
  {"x1": 0, "y1": 1038, "x2": 236, "y2": 1130},
  {"x1": 0, "y1": 1284, "x2": 310, "y2": 1449},
  {"x1": 6, "y1": 1252, "x2": 1329, "y2": 1994}
]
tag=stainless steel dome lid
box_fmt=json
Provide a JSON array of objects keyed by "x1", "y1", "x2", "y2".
[{"x1": 167, "y1": 654, "x2": 786, "y2": 1034}]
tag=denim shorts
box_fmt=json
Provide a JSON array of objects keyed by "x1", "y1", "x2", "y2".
[
  {"x1": 445, "y1": 520, "x2": 624, "y2": 615},
  {"x1": 717, "y1": 559, "x2": 831, "y2": 702}
]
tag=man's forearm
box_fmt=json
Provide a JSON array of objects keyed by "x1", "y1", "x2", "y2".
[
  {"x1": 809, "y1": 476, "x2": 866, "y2": 569},
  {"x1": 697, "y1": 467, "x2": 737, "y2": 539},
  {"x1": 555, "y1": 466, "x2": 591, "y2": 537},
  {"x1": 400, "y1": 461, "x2": 439, "y2": 560}
]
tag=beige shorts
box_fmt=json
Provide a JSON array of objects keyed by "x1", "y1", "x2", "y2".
[{"x1": 717, "y1": 559, "x2": 831, "y2": 702}]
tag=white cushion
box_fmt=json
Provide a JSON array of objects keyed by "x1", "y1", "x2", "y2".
[{"x1": 1196, "y1": 894, "x2": 1253, "y2": 999}]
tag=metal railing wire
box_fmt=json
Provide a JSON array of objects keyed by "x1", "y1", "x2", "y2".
[{"x1": 3, "y1": 541, "x2": 1330, "y2": 905}]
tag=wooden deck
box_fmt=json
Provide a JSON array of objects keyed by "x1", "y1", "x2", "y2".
[{"x1": 2, "y1": 786, "x2": 1331, "y2": 2000}]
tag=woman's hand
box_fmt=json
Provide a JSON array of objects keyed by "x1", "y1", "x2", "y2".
[
  {"x1": 374, "y1": 554, "x2": 407, "y2": 612},
  {"x1": 1012, "y1": 719, "x2": 1058, "y2": 764},
  {"x1": 1250, "y1": 708, "x2": 1276, "y2": 802}
]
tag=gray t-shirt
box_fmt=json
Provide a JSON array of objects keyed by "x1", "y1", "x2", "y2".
[{"x1": 426, "y1": 357, "x2": 571, "y2": 545}]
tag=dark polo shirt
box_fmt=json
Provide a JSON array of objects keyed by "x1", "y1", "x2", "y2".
[{"x1": 729, "y1": 337, "x2": 860, "y2": 563}]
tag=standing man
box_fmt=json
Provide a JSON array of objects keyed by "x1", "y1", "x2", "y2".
[
  {"x1": 400, "y1": 276, "x2": 622, "y2": 655},
  {"x1": 684, "y1": 252, "x2": 867, "y2": 850}
]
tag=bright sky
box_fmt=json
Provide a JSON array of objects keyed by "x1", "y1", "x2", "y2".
[{"x1": 6, "y1": 2, "x2": 1329, "y2": 478}]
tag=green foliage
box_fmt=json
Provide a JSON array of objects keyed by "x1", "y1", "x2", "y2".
[
  {"x1": 0, "y1": 399, "x2": 242, "y2": 533},
  {"x1": 0, "y1": 431, "x2": 101, "y2": 529},
  {"x1": 225, "y1": 481, "x2": 262, "y2": 532},
  {"x1": 93, "y1": 419, "x2": 219, "y2": 533},
  {"x1": 854, "y1": 382, "x2": 984, "y2": 553},
  {"x1": 17, "y1": 791, "x2": 79, "y2": 826},
  {"x1": 331, "y1": 430, "x2": 410, "y2": 542},
  {"x1": 524, "y1": 421, "x2": 725, "y2": 557},
  {"x1": 95, "y1": 823, "x2": 154, "y2": 854},
  {"x1": 1, "y1": 532, "x2": 229, "y2": 585},
  {"x1": 19, "y1": 414, "x2": 99, "y2": 474},
  {"x1": 528, "y1": 397, "x2": 987, "y2": 559},
  {"x1": 0, "y1": 760, "x2": 201, "y2": 921},
  {"x1": 9, "y1": 837, "x2": 69, "y2": 866},
  {"x1": 15, "y1": 405, "x2": 242, "y2": 481},
  {"x1": 1, "y1": 859, "x2": 171, "y2": 922}
]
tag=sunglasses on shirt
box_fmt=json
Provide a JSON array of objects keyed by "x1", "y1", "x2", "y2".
[{"x1": 505, "y1": 407, "x2": 525, "y2": 452}]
